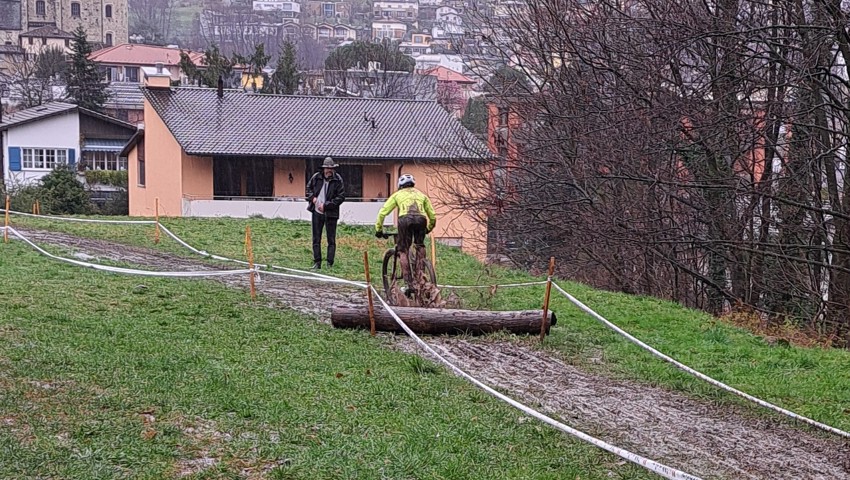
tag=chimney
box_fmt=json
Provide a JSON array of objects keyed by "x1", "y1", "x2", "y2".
[
  {"x1": 217, "y1": 76, "x2": 224, "y2": 99},
  {"x1": 143, "y1": 65, "x2": 171, "y2": 89}
]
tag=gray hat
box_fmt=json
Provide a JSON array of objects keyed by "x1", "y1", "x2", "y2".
[{"x1": 322, "y1": 157, "x2": 339, "y2": 168}]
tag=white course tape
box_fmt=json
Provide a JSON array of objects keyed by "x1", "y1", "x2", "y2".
[
  {"x1": 8, "y1": 227, "x2": 255, "y2": 278},
  {"x1": 553, "y1": 283, "x2": 850, "y2": 440},
  {"x1": 262, "y1": 268, "x2": 367, "y2": 287},
  {"x1": 439, "y1": 281, "x2": 548, "y2": 289},
  {"x1": 158, "y1": 223, "x2": 368, "y2": 288},
  {"x1": 370, "y1": 286, "x2": 702, "y2": 480},
  {"x1": 1, "y1": 209, "x2": 156, "y2": 224}
]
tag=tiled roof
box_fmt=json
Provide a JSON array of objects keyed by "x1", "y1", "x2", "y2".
[
  {"x1": 105, "y1": 82, "x2": 145, "y2": 110},
  {"x1": 0, "y1": 44, "x2": 24, "y2": 54},
  {"x1": 0, "y1": 101, "x2": 137, "y2": 132},
  {"x1": 144, "y1": 88, "x2": 488, "y2": 160},
  {"x1": 89, "y1": 43, "x2": 204, "y2": 67},
  {"x1": 0, "y1": 101, "x2": 77, "y2": 130},
  {"x1": 19, "y1": 26, "x2": 74, "y2": 38},
  {"x1": 423, "y1": 66, "x2": 476, "y2": 84}
]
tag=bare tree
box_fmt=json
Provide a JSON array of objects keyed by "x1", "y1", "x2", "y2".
[{"x1": 441, "y1": 0, "x2": 850, "y2": 343}]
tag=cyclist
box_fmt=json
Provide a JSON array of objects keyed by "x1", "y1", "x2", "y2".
[{"x1": 375, "y1": 174, "x2": 437, "y2": 295}]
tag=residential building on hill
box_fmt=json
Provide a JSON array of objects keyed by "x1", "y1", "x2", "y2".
[
  {"x1": 89, "y1": 43, "x2": 204, "y2": 84},
  {"x1": 121, "y1": 71, "x2": 492, "y2": 257},
  {"x1": 0, "y1": 0, "x2": 128, "y2": 50}
]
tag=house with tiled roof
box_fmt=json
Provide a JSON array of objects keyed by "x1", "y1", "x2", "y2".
[
  {"x1": 89, "y1": 43, "x2": 204, "y2": 84},
  {"x1": 121, "y1": 70, "x2": 492, "y2": 256},
  {"x1": 1, "y1": 101, "x2": 136, "y2": 188},
  {"x1": 18, "y1": 25, "x2": 75, "y2": 55},
  {"x1": 422, "y1": 66, "x2": 478, "y2": 117}
]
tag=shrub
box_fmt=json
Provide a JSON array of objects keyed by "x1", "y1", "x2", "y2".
[{"x1": 40, "y1": 166, "x2": 90, "y2": 214}]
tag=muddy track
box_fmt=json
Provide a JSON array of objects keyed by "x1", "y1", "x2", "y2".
[{"x1": 14, "y1": 229, "x2": 850, "y2": 479}]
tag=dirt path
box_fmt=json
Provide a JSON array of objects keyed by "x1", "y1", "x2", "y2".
[{"x1": 15, "y1": 229, "x2": 850, "y2": 479}]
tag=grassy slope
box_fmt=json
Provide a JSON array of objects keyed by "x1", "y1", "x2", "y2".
[
  {"x1": 6, "y1": 215, "x2": 850, "y2": 430},
  {"x1": 0, "y1": 242, "x2": 653, "y2": 479}
]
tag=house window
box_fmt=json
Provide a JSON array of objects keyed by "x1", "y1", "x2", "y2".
[
  {"x1": 35, "y1": 0, "x2": 45, "y2": 15},
  {"x1": 213, "y1": 157, "x2": 274, "y2": 198},
  {"x1": 137, "y1": 140, "x2": 145, "y2": 186},
  {"x1": 71, "y1": 2, "x2": 80, "y2": 16},
  {"x1": 323, "y1": 3, "x2": 335, "y2": 17},
  {"x1": 105, "y1": 4, "x2": 112, "y2": 17},
  {"x1": 27, "y1": 37, "x2": 33, "y2": 45},
  {"x1": 105, "y1": 33, "x2": 113, "y2": 46},
  {"x1": 498, "y1": 106, "x2": 509, "y2": 127},
  {"x1": 125, "y1": 66, "x2": 139, "y2": 82},
  {"x1": 84, "y1": 151, "x2": 125, "y2": 171},
  {"x1": 65, "y1": 39, "x2": 69, "y2": 47},
  {"x1": 22, "y1": 148, "x2": 68, "y2": 169}
]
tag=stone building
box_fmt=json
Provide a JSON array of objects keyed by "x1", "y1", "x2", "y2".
[{"x1": 0, "y1": 0, "x2": 127, "y2": 50}]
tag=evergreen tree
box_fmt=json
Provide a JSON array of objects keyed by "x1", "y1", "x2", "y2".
[
  {"x1": 461, "y1": 97, "x2": 488, "y2": 136},
  {"x1": 267, "y1": 40, "x2": 299, "y2": 94},
  {"x1": 65, "y1": 27, "x2": 108, "y2": 112},
  {"x1": 324, "y1": 40, "x2": 415, "y2": 73}
]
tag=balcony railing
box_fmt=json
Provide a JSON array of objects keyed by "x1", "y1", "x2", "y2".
[{"x1": 182, "y1": 195, "x2": 393, "y2": 226}]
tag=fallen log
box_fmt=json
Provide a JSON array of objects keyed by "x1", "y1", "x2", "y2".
[{"x1": 331, "y1": 306, "x2": 557, "y2": 336}]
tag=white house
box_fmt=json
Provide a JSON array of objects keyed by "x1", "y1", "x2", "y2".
[{"x1": 1, "y1": 102, "x2": 137, "y2": 189}]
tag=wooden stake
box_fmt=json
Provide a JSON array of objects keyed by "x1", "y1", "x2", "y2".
[
  {"x1": 246, "y1": 225, "x2": 256, "y2": 300},
  {"x1": 35, "y1": 199, "x2": 40, "y2": 215},
  {"x1": 540, "y1": 257, "x2": 556, "y2": 343},
  {"x1": 430, "y1": 234, "x2": 437, "y2": 275},
  {"x1": 364, "y1": 251, "x2": 376, "y2": 336},
  {"x1": 154, "y1": 197, "x2": 161, "y2": 244},
  {"x1": 32, "y1": 202, "x2": 36, "y2": 214},
  {"x1": 4, "y1": 195, "x2": 9, "y2": 243}
]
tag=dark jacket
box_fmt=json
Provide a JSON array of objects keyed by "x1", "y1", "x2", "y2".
[{"x1": 306, "y1": 172, "x2": 346, "y2": 218}]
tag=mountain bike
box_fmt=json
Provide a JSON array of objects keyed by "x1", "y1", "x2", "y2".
[{"x1": 379, "y1": 231, "x2": 438, "y2": 307}]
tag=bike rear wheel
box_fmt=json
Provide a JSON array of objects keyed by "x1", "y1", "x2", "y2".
[{"x1": 381, "y1": 248, "x2": 398, "y2": 301}]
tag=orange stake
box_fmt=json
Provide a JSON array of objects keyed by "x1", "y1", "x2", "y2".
[
  {"x1": 35, "y1": 199, "x2": 40, "y2": 215},
  {"x1": 154, "y1": 197, "x2": 161, "y2": 244},
  {"x1": 364, "y1": 251, "x2": 376, "y2": 336},
  {"x1": 540, "y1": 257, "x2": 556, "y2": 343},
  {"x1": 246, "y1": 225, "x2": 256, "y2": 300},
  {"x1": 4, "y1": 195, "x2": 9, "y2": 243},
  {"x1": 430, "y1": 235, "x2": 437, "y2": 275}
]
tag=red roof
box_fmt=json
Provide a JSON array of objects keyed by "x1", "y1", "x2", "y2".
[
  {"x1": 89, "y1": 43, "x2": 204, "y2": 67},
  {"x1": 422, "y1": 66, "x2": 476, "y2": 84}
]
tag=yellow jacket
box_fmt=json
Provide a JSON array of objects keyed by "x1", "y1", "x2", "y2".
[{"x1": 375, "y1": 187, "x2": 437, "y2": 232}]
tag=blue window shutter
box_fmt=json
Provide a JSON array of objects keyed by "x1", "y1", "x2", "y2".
[
  {"x1": 68, "y1": 149, "x2": 76, "y2": 167},
  {"x1": 9, "y1": 147, "x2": 21, "y2": 171}
]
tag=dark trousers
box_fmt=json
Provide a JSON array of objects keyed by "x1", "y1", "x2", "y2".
[{"x1": 312, "y1": 212, "x2": 338, "y2": 264}]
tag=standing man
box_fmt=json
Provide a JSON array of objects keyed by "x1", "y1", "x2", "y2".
[{"x1": 306, "y1": 157, "x2": 345, "y2": 269}]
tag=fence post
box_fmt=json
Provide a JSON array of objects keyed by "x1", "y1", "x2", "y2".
[
  {"x1": 4, "y1": 195, "x2": 9, "y2": 243},
  {"x1": 364, "y1": 251, "x2": 376, "y2": 336},
  {"x1": 430, "y1": 235, "x2": 437, "y2": 275},
  {"x1": 540, "y1": 257, "x2": 556, "y2": 343},
  {"x1": 246, "y1": 225, "x2": 256, "y2": 300},
  {"x1": 154, "y1": 197, "x2": 161, "y2": 244}
]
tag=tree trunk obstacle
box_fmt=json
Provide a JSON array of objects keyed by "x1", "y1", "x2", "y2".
[{"x1": 331, "y1": 306, "x2": 557, "y2": 336}]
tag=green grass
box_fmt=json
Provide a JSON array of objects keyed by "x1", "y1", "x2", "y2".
[
  {"x1": 0, "y1": 242, "x2": 655, "y2": 479},
  {"x1": 6, "y1": 215, "x2": 850, "y2": 435}
]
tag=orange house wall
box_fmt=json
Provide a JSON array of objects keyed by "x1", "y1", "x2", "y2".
[
  {"x1": 393, "y1": 162, "x2": 488, "y2": 259},
  {"x1": 182, "y1": 154, "x2": 213, "y2": 198},
  {"x1": 363, "y1": 164, "x2": 391, "y2": 199},
  {"x1": 274, "y1": 158, "x2": 307, "y2": 196},
  {"x1": 129, "y1": 101, "x2": 185, "y2": 217}
]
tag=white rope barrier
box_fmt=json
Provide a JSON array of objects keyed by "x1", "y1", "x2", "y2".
[
  {"x1": 157, "y1": 223, "x2": 391, "y2": 288},
  {"x1": 439, "y1": 281, "x2": 548, "y2": 289},
  {"x1": 1, "y1": 209, "x2": 156, "y2": 224},
  {"x1": 552, "y1": 282, "x2": 850, "y2": 440},
  {"x1": 370, "y1": 286, "x2": 703, "y2": 480},
  {"x1": 7, "y1": 227, "x2": 255, "y2": 278}
]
